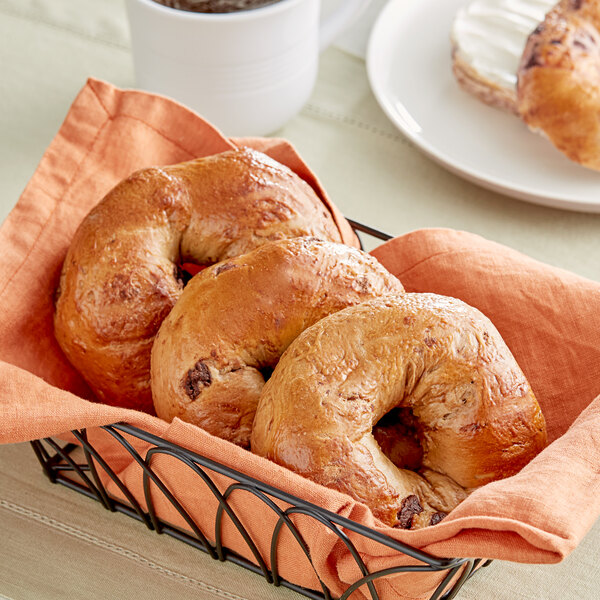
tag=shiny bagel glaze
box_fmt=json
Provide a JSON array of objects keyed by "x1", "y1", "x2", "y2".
[
  {"x1": 54, "y1": 148, "x2": 348, "y2": 412},
  {"x1": 252, "y1": 294, "x2": 547, "y2": 529}
]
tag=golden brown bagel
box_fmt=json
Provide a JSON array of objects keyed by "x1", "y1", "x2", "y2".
[
  {"x1": 251, "y1": 294, "x2": 547, "y2": 529},
  {"x1": 54, "y1": 148, "x2": 349, "y2": 413},
  {"x1": 517, "y1": 0, "x2": 600, "y2": 170},
  {"x1": 150, "y1": 237, "x2": 404, "y2": 448}
]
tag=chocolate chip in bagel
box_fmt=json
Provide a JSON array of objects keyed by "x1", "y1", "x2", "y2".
[
  {"x1": 429, "y1": 512, "x2": 447, "y2": 526},
  {"x1": 398, "y1": 495, "x2": 423, "y2": 530},
  {"x1": 214, "y1": 262, "x2": 237, "y2": 276},
  {"x1": 183, "y1": 361, "x2": 212, "y2": 400}
]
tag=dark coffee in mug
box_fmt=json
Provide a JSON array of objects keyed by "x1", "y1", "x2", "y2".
[{"x1": 151, "y1": 0, "x2": 282, "y2": 13}]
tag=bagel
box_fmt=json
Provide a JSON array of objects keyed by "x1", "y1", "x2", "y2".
[
  {"x1": 517, "y1": 0, "x2": 600, "y2": 170},
  {"x1": 150, "y1": 237, "x2": 404, "y2": 448},
  {"x1": 251, "y1": 294, "x2": 547, "y2": 529},
  {"x1": 450, "y1": 0, "x2": 555, "y2": 115},
  {"x1": 54, "y1": 147, "x2": 350, "y2": 413}
]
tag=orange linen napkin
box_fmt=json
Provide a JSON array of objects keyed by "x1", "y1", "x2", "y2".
[{"x1": 1, "y1": 79, "x2": 599, "y2": 600}]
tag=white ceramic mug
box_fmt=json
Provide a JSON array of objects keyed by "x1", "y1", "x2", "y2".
[{"x1": 125, "y1": 0, "x2": 371, "y2": 136}]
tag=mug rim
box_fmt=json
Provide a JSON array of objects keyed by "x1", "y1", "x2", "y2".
[{"x1": 129, "y1": 0, "x2": 304, "y2": 20}]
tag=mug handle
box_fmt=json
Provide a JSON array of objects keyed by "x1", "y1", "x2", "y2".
[{"x1": 319, "y1": 0, "x2": 373, "y2": 51}]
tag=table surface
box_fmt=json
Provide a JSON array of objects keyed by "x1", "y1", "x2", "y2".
[{"x1": 1, "y1": 0, "x2": 599, "y2": 599}]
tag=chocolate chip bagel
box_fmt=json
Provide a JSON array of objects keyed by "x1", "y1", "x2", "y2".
[
  {"x1": 150, "y1": 237, "x2": 404, "y2": 447},
  {"x1": 251, "y1": 294, "x2": 547, "y2": 529},
  {"x1": 517, "y1": 0, "x2": 600, "y2": 170},
  {"x1": 54, "y1": 147, "x2": 352, "y2": 413}
]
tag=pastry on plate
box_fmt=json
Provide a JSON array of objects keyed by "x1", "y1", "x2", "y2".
[
  {"x1": 451, "y1": 0, "x2": 556, "y2": 114},
  {"x1": 452, "y1": 0, "x2": 600, "y2": 171},
  {"x1": 517, "y1": 0, "x2": 600, "y2": 170}
]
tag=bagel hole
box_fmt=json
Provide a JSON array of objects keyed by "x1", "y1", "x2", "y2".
[
  {"x1": 373, "y1": 407, "x2": 423, "y2": 472},
  {"x1": 174, "y1": 261, "x2": 213, "y2": 287},
  {"x1": 258, "y1": 365, "x2": 275, "y2": 382}
]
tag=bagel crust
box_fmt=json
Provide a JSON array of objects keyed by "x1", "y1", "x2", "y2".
[
  {"x1": 54, "y1": 148, "x2": 346, "y2": 412},
  {"x1": 517, "y1": 0, "x2": 600, "y2": 170},
  {"x1": 150, "y1": 238, "x2": 404, "y2": 448},
  {"x1": 251, "y1": 294, "x2": 547, "y2": 529}
]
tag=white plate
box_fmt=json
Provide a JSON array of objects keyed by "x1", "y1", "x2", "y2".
[{"x1": 366, "y1": 0, "x2": 600, "y2": 213}]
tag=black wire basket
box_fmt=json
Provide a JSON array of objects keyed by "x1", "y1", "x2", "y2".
[{"x1": 30, "y1": 220, "x2": 490, "y2": 600}]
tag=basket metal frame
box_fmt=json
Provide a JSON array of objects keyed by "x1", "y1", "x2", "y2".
[{"x1": 30, "y1": 219, "x2": 490, "y2": 600}]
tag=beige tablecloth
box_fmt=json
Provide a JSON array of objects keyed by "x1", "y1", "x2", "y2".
[{"x1": 1, "y1": 0, "x2": 599, "y2": 598}]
